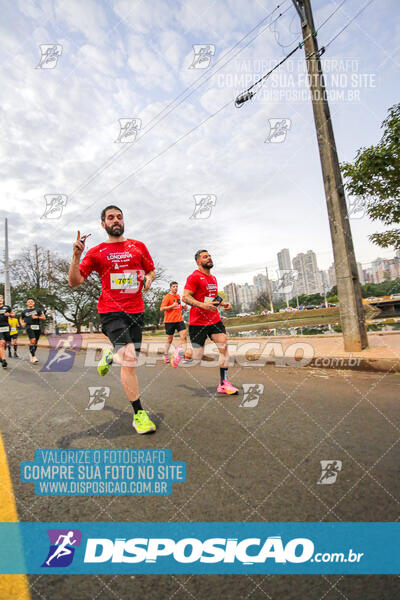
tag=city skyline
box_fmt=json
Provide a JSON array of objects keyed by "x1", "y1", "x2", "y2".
[{"x1": 224, "y1": 247, "x2": 400, "y2": 309}]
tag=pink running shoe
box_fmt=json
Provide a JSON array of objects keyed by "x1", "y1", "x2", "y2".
[
  {"x1": 163, "y1": 354, "x2": 169, "y2": 364},
  {"x1": 217, "y1": 380, "x2": 239, "y2": 395},
  {"x1": 170, "y1": 346, "x2": 185, "y2": 368}
]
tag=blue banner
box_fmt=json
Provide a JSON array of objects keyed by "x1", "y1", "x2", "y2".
[
  {"x1": 20, "y1": 449, "x2": 186, "y2": 496},
  {"x1": 0, "y1": 523, "x2": 398, "y2": 574}
]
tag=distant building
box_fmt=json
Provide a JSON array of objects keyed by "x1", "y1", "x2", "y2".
[
  {"x1": 357, "y1": 262, "x2": 365, "y2": 285},
  {"x1": 223, "y1": 282, "x2": 240, "y2": 306},
  {"x1": 237, "y1": 283, "x2": 257, "y2": 310},
  {"x1": 319, "y1": 270, "x2": 330, "y2": 295},
  {"x1": 277, "y1": 249, "x2": 293, "y2": 304},
  {"x1": 328, "y1": 263, "x2": 336, "y2": 289},
  {"x1": 224, "y1": 251, "x2": 399, "y2": 311},
  {"x1": 388, "y1": 257, "x2": 400, "y2": 280},
  {"x1": 292, "y1": 250, "x2": 321, "y2": 296},
  {"x1": 277, "y1": 248, "x2": 291, "y2": 272},
  {"x1": 253, "y1": 273, "x2": 268, "y2": 297},
  {"x1": 365, "y1": 256, "x2": 400, "y2": 283},
  {"x1": 363, "y1": 267, "x2": 374, "y2": 283}
]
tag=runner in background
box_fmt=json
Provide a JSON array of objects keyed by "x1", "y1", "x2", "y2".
[
  {"x1": 0, "y1": 295, "x2": 11, "y2": 368},
  {"x1": 160, "y1": 281, "x2": 189, "y2": 367},
  {"x1": 183, "y1": 250, "x2": 239, "y2": 395},
  {"x1": 20, "y1": 299, "x2": 46, "y2": 364},
  {"x1": 8, "y1": 310, "x2": 19, "y2": 358}
]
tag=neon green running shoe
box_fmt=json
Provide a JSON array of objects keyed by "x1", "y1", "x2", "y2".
[
  {"x1": 132, "y1": 410, "x2": 156, "y2": 434},
  {"x1": 97, "y1": 350, "x2": 113, "y2": 376}
]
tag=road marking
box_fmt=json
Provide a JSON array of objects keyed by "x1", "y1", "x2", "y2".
[{"x1": 0, "y1": 434, "x2": 31, "y2": 599}]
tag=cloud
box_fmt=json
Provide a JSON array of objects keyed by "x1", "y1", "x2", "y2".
[{"x1": 0, "y1": 0, "x2": 398, "y2": 294}]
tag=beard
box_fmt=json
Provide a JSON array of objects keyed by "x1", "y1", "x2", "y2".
[
  {"x1": 105, "y1": 223, "x2": 124, "y2": 237},
  {"x1": 204, "y1": 260, "x2": 213, "y2": 269}
]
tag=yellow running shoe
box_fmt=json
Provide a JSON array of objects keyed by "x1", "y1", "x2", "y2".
[{"x1": 132, "y1": 410, "x2": 156, "y2": 434}]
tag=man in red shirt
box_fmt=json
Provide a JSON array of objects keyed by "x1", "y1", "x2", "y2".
[
  {"x1": 160, "y1": 282, "x2": 189, "y2": 367},
  {"x1": 68, "y1": 205, "x2": 156, "y2": 434},
  {"x1": 183, "y1": 249, "x2": 239, "y2": 395}
]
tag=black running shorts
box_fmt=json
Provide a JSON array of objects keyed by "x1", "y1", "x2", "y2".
[
  {"x1": 100, "y1": 312, "x2": 144, "y2": 353},
  {"x1": 188, "y1": 320, "x2": 226, "y2": 348},
  {"x1": 0, "y1": 330, "x2": 11, "y2": 342},
  {"x1": 165, "y1": 321, "x2": 186, "y2": 336},
  {"x1": 27, "y1": 328, "x2": 41, "y2": 341}
]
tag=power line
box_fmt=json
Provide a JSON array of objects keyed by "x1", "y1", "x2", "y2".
[
  {"x1": 317, "y1": 0, "x2": 346, "y2": 31},
  {"x1": 235, "y1": 0, "x2": 353, "y2": 106},
  {"x1": 270, "y1": 11, "x2": 301, "y2": 52},
  {"x1": 235, "y1": 44, "x2": 300, "y2": 106},
  {"x1": 78, "y1": 99, "x2": 233, "y2": 213},
  {"x1": 310, "y1": 0, "x2": 375, "y2": 59},
  {"x1": 55, "y1": 4, "x2": 295, "y2": 229},
  {"x1": 67, "y1": 1, "x2": 292, "y2": 201}
]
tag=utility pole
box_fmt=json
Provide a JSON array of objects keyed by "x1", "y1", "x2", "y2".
[
  {"x1": 294, "y1": 282, "x2": 300, "y2": 309},
  {"x1": 292, "y1": 0, "x2": 368, "y2": 351},
  {"x1": 34, "y1": 244, "x2": 40, "y2": 289},
  {"x1": 265, "y1": 266, "x2": 274, "y2": 313},
  {"x1": 47, "y1": 250, "x2": 55, "y2": 333},
  {"x1": 4, "y1": 219, "x2": 11, "y2": 306}
]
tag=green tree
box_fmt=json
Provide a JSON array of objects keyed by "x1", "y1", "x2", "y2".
[
  {"x1": 273, "y1": 299, "x2": 287, "y2": 311},
  {"x1": 390, "y1": 278, "x2": 400, "y2": 294},
  {"x1": 341, "y1": 102, "x2": 400, "y2": 249},
  {"x1": 223, "y1": 303, "x2": 241, "y2": 317},
  {"x1": 251, "y1": 293, "x2": 271, "y2": 313},
  {"x1": 47, "y1": 257, "x2": 102, "y2": 333},
  {"x1": 360, "y1": 278, "x2": 400, "y2": 297},
  {"x1": 10, "y1": 245, "x2": 50, "y2": 290},
  {"x1": 143, "y1": 287, "x2": 169, "y2": 326},
  {"x1": 9, "y1": 247, "x2": 101, "y2": 331},
  {"x1": 294, "y1": 293, "x2": 324, "y2": 306},
  {"x1": 8, "y1": 246, "x2": 57, "y2": 323}
]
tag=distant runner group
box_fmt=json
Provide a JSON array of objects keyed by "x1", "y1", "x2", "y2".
[
  {"x1": 0, "y1": 296, "x2": 45, "y2": 367},
  {"x1": 68, "y1": 205, "x2": 239, "y2": 436}
]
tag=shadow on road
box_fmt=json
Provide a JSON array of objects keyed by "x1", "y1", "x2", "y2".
[
  {"x1": 173, "y1": 383, "x2": 217, "y2": 397},
  {"x1": 57, "y1": 405, "x2": 164, "y2": 448}
]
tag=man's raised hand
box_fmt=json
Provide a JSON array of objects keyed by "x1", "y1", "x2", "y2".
[{"x1": 72, "y1": 230, "x2": 86, "y2": 258}]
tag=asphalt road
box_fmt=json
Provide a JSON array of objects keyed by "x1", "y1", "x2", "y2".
[{"x1": 1, "y1": 347, "x2": 400, "y2": 600}]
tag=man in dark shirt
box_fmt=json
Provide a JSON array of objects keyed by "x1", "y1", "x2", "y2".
[
  {"x1": 0, "y1": 294, "x2": 11, "y2": 368},
  {"x1": 20, "y1": 298, "x2": 46, "y2": 364}
]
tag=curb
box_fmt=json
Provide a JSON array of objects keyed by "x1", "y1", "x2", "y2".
[{"x1": 14, "y1": 338, "x2": 400, "y2": 374}]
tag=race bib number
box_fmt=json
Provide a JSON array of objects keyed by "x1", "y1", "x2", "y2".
[
  {"x1": 30, "y1": 324, "x2": 40, "y2": 330},
  {"x1": 110, "y1": 272, "x2": 139, "y2": 292},
  {"x1": 0, "y1": 326, "x2": 9, "y2": 332},
  {"x1": 10, "y1": 327, "x2": 17, "y2": 333}
]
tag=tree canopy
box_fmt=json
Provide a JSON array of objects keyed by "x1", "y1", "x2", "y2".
[{"x1": 341, "y1": 102, "x2": 400, "y2": 249}]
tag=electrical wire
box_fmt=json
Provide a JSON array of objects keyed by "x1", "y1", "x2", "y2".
[
  {"x1": 309, "y1": 0, "x2": 375, "y2": 59},
  {"x1": 235, "y1": 44, "x2": 300, "y2": 106},
  {"x1": 235, "y1": 0, "x2": 371, "y2": 106},
  {"x1": 70, "y1": 98, "x2": 234, "y2": 215},
  {"x1": 270, "y1": 11, "x2": 302, "y2": 52},
  {"x1": 67, "y1": 1, "x2": 292, "y2": 201},
  {"x1": 317, "y1": 0, "x2": 347, "y2": 31}
]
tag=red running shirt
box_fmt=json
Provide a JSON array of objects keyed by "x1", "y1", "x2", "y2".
[
  {"x1": 79, "y1": 239, "x2": 155, "y2": 314},
  {"x1": 184, "y1": 270, "x2": 221, "y2": 326}
]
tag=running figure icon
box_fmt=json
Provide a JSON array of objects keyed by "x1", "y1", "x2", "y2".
[{"x1": 45, "y1": 531, "x2": 77, "y2": 566}]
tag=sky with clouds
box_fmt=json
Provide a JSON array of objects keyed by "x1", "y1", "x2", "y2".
[{"x1": 0, "y1": 0, "x2": 399, "y2": 291}]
